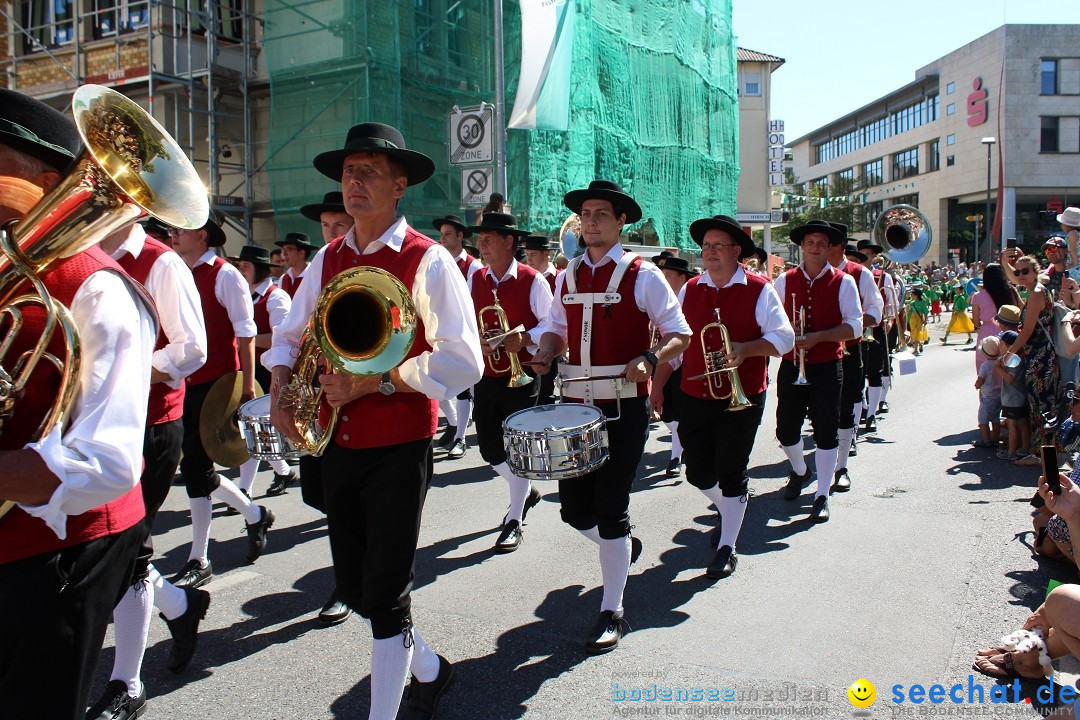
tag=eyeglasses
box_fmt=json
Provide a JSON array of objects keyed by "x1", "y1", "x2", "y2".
[
  {"x1": 701, "y1": 243, "x2": 740, "y2": 252},
  {"x1": 1017, "y1": 267, "x2": 1033, "y2": 276}
]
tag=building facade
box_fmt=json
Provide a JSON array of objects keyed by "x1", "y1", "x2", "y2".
[
  {"x1": 787, "y1": 24, "x2": 1080, "y2": 265},
  {"x1": 735, "y1": 47, "x2": 785, "y2": 253}
]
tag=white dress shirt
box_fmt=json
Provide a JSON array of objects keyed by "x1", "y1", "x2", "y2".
[
  {"x1": 266, "y1": 216, "x2": 483, "y2": 401},
  {"x1": 193, "y1": 249, "x2": 257, "y2": 338},
  {"x1": 284, "y1": 264, "x2": 308, "y2": 285},
  {"x1": 837, "y1": 258, "x2": 884, "y2": 324},
  {"x1": 880, "y1": 271, "x2": 899, "y2": 318},
  {"x1": 22, "y1": 269, "x2": 157, "y2": 539},
  {"x1": 468, "y1": 259, "x2": 554, "y2": 351},
  {"x1": 253, "y1": 276, "x2": 291, "y2": 332},
  {"x1": 112, "y1": 225, "x2": 207, "y2": 388},
  {"x1": 538, "y1": 243, "x2": 691, "y2": 341},
  {"x1": 773, "y1": 262, "x2": 863, "y2": 339}
]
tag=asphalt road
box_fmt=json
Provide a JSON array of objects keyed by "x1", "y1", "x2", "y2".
[{"x1": 93, "y1": 329, "x2": 1078, "y2": 719}]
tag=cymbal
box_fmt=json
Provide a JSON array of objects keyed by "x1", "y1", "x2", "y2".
[{"x1": 200, "y1": 371, "x2": 263, "y2": 467}]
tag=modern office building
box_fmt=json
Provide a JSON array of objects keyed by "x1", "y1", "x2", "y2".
[{"x1": 787, "y1": 24, "x2": 1080, "y2": 265}]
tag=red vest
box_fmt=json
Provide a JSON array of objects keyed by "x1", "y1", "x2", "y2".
[
  {"x1": 280, "y1": 271, "x2": 303, "y2": 298},
  {"x1": 839, "y1": 261, "x2": 867, "y2": 349},
  {"x1": 187, "y1": 256, "x2": 239, "y2": 386},
  {"x1": 253, "y1": 291, "x2": 270, "y2": 335},
  {"x1": 116, "y1": 237, "x2": 185, "y2": 424},
  {"x1": 563, "y1": 255, "x2": 651, "y2": 397},
  {"x1": 455, "y1": 254, "x2": 475, "y2": 279},
  {"x1": 0, "y1": 248, "x2": 146, "y2": 565},
  {"x1": 781, "y1": 265, "x2": 846, "y2": 365},
  {"x1": 680, "y1": 270, "x2": 769, "y2": 399},
  {"x1": 471, "y1": 263, "x2": 539, "y2": 377},
  {"x1": 543, "y1": 268, "x2": 559, "y2": 293},
  {"x1": 318, "y1": 228, "x2": 438, "y2": 448}
]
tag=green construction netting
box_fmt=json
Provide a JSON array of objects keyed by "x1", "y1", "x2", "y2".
[{"x1": 262, "y1": 0, "x2": 738, "y2": 248}]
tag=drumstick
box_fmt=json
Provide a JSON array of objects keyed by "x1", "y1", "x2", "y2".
[{"x1": 557, "y1": 373, "x2": 626, "y2": 384}]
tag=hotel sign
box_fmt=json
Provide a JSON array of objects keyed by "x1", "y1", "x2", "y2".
[{"x1": 768, "y1": 120, "x2": 785, "y2": 187}]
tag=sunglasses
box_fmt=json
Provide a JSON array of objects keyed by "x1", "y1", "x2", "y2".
[{"x1": 1017, "y1": 267, "x2": 1033, "y2": 276}]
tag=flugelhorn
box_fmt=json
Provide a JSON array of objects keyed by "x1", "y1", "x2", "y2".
[
  {"x1": 0, "y1": 85, "x2": 208, "y2": 521},
  {"x1": 478, "y1": 286, "x2": 532, "y2": 389},
  {"x1": 792, "y1": 295, "x2": 810, "y2": 386},
  {"x1": 693, "y1": 309, "x2": 751, "y2": 411}
]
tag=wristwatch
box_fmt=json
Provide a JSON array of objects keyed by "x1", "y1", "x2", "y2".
[
  {"x1": 642, "y1": 351, "x2": 659, "y2": 374},
  {"x1": 378, "y1": 372, "x2": 395, "y2": 396}
]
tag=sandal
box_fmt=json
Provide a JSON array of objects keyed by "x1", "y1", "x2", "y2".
[
  {"x1": 972, "y1": 652, "x2": 1045, "y2": 680},
  {"x1": 1016, "y1": 454, "x2": 1042, "y2": 466}
]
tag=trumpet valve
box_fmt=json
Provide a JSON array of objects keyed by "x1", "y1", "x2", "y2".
[{"x1": 704, "y1": 350, "x2": 727, "y2": 373}]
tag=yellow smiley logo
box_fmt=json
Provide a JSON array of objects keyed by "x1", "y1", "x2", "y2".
[{"x1": 847, "y1": 678, "x2": 876, "y2": 708}]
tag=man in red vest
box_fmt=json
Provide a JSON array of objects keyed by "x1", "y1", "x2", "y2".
[
  {"x1": 651, "y1": 215, "x2": 793, "y2": 579},
  {"x1": 533, "y1": 180, "x2": 690, "y2": 654},
  {"x1": 0, "y1": 89, "x2": 158, "y2": 720},
  {"x1": 466, "y1": 212, "x2": 553, "y2": 552},
  {"x1": 523, "y1": 234, "x2": 560, "y2": 405},
  {"x1": 774, "y1": 220, "x2": 863, "y2": 523},
  {"x1": 857, "y1": 239, "x2": 897, "y2": 429},
  {"x1": 433, "y1": 214, "x2": 481, "y2": 454},
  {"x1": 275, "y1": 231, "x2": 318, "y2": 297},
  {"x1": 170, "y1": 214, "x2": 275, "y2": 589},
  {"x1": 652, "y1": 255, "x2": 696, "y2": 478},
  {"x1": 302, "y1": 190, "x2": 353, "y2": 247},
  {"x1": 267, "y1": 122, "x2": 482, "y2": 720},
  {"x1": 92, "y1": 220, "x2": 209, "y2": 718}
]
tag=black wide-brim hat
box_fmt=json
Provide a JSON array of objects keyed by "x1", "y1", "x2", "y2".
[
  {"x1": 275, "y1": 232, "x2": 319, "y2": 253},
  {"x1": 200, "y1": 213, "x2": 227, "y2": 248},
  {"x1": 844, "y1": 243, "x2": 868, "y2": 263},
  {"x1": 0, "y1": 89, "x2": 81, "y2": 172},
  {"x1": 658, "y1": 256, "x2": 696, "y2": 277},
  {"x1": 141, "y1": 217, "x2": 173, "y2": 238},
  {"x1": 752, "y1": 246, "x2": 768, "y2": 265},
  {"x1": 790, "y1": 219, "x2": 845, "y2": 246},
  {"x1": 689, "y1": 214, "x2": 754, "y2": 259},
  {"x1": 828, "y1": 221, "x2": 849, "y2": 237},
  {"x1": 563, "y1": 180, "x2": 642, "y2": 224},
  {"x1": 523, "y1": 234, "x2": 555, "y2": 251},
  {"x1": 433, "y1": 214, "x2": 472, "y2": 237},
  {"x1": 857, "y1": 239, "x2": 884, "y2": 254},
  {"x1": 300, "y1": 191, "x2": 346, "y2": 222},
  {"x1": 235, "y1": 245, "x2": 272, "y2": 267},
  {"x1": 313, "y1": 122, "x2": 435, "y2": 186},
  {"x1": 468, "y1": 212, "x2": 530, "y2": 238}
]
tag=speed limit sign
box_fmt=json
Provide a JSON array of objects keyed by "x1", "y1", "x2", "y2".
[{"x1": 448, "y1": 105, "x2": 494, "y2": 165}]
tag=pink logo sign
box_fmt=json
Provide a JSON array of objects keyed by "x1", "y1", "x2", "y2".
[{"x1": 967, "y1": 77, "x2": 988, "y2": 127}]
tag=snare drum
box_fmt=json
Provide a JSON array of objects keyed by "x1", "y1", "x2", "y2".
[
  {"x1": 238, "y1": 395, "x2": 303, "y2": 460},
  {"x1": 503, "y1": 403, "x2": 608, "y2": 480}
]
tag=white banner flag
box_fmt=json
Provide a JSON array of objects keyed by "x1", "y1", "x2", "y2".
[{"x1": 507, "y1": 0, "x2": 576, "y2": 131}]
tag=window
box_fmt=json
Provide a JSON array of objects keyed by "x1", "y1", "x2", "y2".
[
  {"x1": 1041, "y1": 116, "x2": 1059, "y2": 152},
  {"x1": 892, "y1": 147, "x2": 919, "y2": 180},
  {"x1": 93, "y1": 0, "x2": 149, "y2": 36},
  {"x1": 744, "y1": 73, "x2": 761, "y2": 96},
  {"x1": 862, "y1": 159, "x2": 883, "y2": 188},
  {"x1": 928, "y1": 139, "x2": 940, "y2": 172},
  {"x1": 20, "y1": 0, "x2": 75, "y2": 52},
  {"x1": 858, "y1": 201, "x2": 884, "y2": 233},
  {"x1": 946, "y1": 103, "x2": 955, "y2": 116},
  {"x1": 946, "y1": 134, "x2": 955, "y2": 146},
  {"x1": 1042, "y1": 59, "x2": 1058, "y2": 95},
  {"x1": 809, "y1": 177, "x2": 829, "y2": 195},
  {"x1": 836, "y1": 168, "x2": 855, "y2": 193},
  {"x1": 946, "y1": 155, "x2": 955, "y2": 167},
  {"x1": 894, "y1": 193, "x2": 919, "y2": 208},
  {"x1": 946, "y1": 81, "x2": 955, "y2": 94}
]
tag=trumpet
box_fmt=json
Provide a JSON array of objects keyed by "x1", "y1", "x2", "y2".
[
  {"x1": 792, "y1": 295, "x2": 810, "y2": 386},
  {"x1": 479, "y1": 286, "x2": 532, "y2": 389},
  {"x1": 693, "y1": 309, "x2": 751, "y2": 411}
]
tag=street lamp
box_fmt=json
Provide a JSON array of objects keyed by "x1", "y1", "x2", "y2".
[{"x1": 981, "y1": 137, "x2": 996, "y2": 264}]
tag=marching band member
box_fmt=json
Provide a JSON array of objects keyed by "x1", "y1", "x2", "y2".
[
  {"x1": 523, "y1": 234, "x2": 561, "y2": 404},
  {"x1": 275, "y1": 231, "x2": 318, "y2": 297},
  {"x1": 653, "y1": 256, "x2": 696, "y2": 478},
  {"x1": 433, "y1": 214, "x2": 482, "y2": 457},
  {"x1": 774, "y1": 220, "x2": 862, "y2": 523},
  {"x1": 857, "y1": 239, "x2": 895, "y2": 429},
  {"x1": 234, "y1": 245, "x2": 297, "y2": 497},
  {"x1": 301, "y1": 190, "x2": 353, "y2": 247},
  {"x1": 268, "y1": 122, "x2": 482, "y2": 720},
  {"x1": 467, "y1": 213, "x2": 553, "y2": 552},
  {"x1": 652, "y1": 215, "x2": 793, "y2": 579},
  {"x1": 0, "y1": 89, "x2": 157, "y2": 720},
  {"x1": 533, "y1": 180, "x2": 690, "y2": 654},
  {"x1": 828, "y1": 234, "x2": 883, "y2": 491},
  {"x1": 170, "y1": 214, "x2": 275, "y2": 589},
  {"x1": 92, "y1": 220, "x2": 209, "y2": 718}
]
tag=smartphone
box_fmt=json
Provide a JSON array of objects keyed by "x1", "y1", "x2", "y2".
[
  {"x1": 1006, "y1": 238, "x2": 1020, "y2": 249},
  {"x1": 1042, "y1": 444, "x2": 1061, "y2": 495}
]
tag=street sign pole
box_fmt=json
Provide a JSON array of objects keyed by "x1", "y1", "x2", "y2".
[{"x1": 493, "y1": 0, "x2": 507, "y2": 197}]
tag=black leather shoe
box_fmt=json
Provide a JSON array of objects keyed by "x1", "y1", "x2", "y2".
[
  {"x1": 878, "y1": 401, "x2": 890, "y2": 414},
  {"x1": 809, "y1": 495, "x2": 830, "y2": 523},
  {"x1": 86, "y1": 679, "x2": 147, "y2": 720},
  {"x1": 849, "y1": 439, "x2": 858, "y2": 457},
  {"x1": 706, "y1": 545, "x2": 737, "y2": 579},
  {"x1": 435, "y1": 425, "x2": 456, "y2": 450},
  {"x1": 584, "y1": 610, "x2": 629, "y2": 654},
  {"x1": 171, "y1": 559, "x2": 212, "y2": 589},
  {"x1": 266, "y1": 470, "x2": 297, "y2": 496},
  {"x1": 666, "y1": 457, "x2": 682, "y2": 478},
  {"x1": 522, "y1": 486, "x2": 542, "y2": 522},
  {"x1": 446, "y1": 439, "x2": 467, "y2": 459},
  {"x1": 162, "y1": 587, "x2": 210, "y2": 673},
  {"x1": 832, "y1": 468, "x2": 851, "y2": 493},
  {"x1": 864, "y1": 416, "x2": 877, "y2": 433},
  {"x1": 630, "y1": 535, "x2": 643, "y2": 565},
  {"x1": 783, "y1": 467, "x2": 812, "y2": 501},
  {"x1": 494, "y1": 520, "x2": 522, "y2": 553},
  {"x1": 245, "y1": 506, "x2": 275, "y2": 563},
  {"x1": 403, "y1": 655, "x2": 454, "y2": 720},
  {"x1": 224, "y1": 488, "x2": 250, "y2": 516},
  {"x1": 317, "y1": 589, "x2": 352, "y2": 627}
]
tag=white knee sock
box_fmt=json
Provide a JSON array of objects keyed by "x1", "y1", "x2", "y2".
[
  {"x1": 369, "y1": 636, "x2": 413, "y2": 720},
  {"x1": 409, "y1": 628, "x2": 441, "y2": 683},
  {"x1": 237, "y1": 457, "x2": 259, "y2": 495},
  {"x1": 836, "y1": 428, "x2": 854, "y2": 471},
  {"x1": 815, "y1": 448, "x2": 838, "y2": 498},
  {"x1": 851, "y1": 401, "x2": 863, "y2": 427},
  {"x1": 188, "y1": 497, "x2": 213, "y2": 564},
  {"x1": 599, "y1": 536, "x2": 631, "y2": 615},
  {"x1": 698, "y1": 483, "x2": 725, "y2": 509},
  {"x1": 881, "y1": 376, "x2": 892, "y2": 403},
  {"x1": 111, "y1": 578, "x2": 153, "y2": 697},
  {"x1": 717, "y1": 493, "x2": 748, "y2": 550},
  {"x1": 866, "y1": 386, "x2": 883, "y2": 419},
  {"x1": 579, "y1": 525, "x2": 601, "y2": 545},
  {"x1": 454, "y1": 398, "x2": 472, "y2": 441},
  {"x1": 782, "y1": 441, "x2": 806, "y2": 475},
  {"x1": 666, "y1": 421, "x2": 682, "y2": 461},
  {"x1": 212, "y1": 478, "x2": 261, "y2": 524},
  {"x1": 439, "y1": 399, "x2": 457, "y2": 428},
  {"x1": 150, "y1": 564, "x2": 188, "y2": 620},
  {"x1": 269, "y1": 458, "x2": 290, "y2": 475},
  {"x1": 493, "y1": 462, "x2": 530, "y2": 523}
]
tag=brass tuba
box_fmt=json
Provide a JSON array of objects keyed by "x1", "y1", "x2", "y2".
[
  {"x1": 277, "y1": 266, "x2": 416, "y2": 456},
  {"x1": 0, "y1": 85, "x2": 207, "y2": 521},
  {"x1": 874, "y1": 204, "x2": 932, "y2": 265},
  {"x1": 697, "y1": 309, "x2": 751, "y2": 411}
]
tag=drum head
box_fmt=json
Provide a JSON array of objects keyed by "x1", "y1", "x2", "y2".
[
  {"x1": 240, "y1": 394, "x2": 272, "y2": 417},
  {"x1": 504, "y1": 403, "x2": 603, "y2": 433}
]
